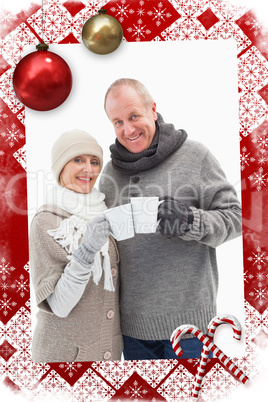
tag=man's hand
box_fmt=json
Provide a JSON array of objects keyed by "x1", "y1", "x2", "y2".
[{"x1": 157, "y1": 196, "x2": 193, "y2": 238}]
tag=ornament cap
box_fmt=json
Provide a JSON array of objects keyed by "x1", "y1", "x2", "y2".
[
  {"x1": 98, "y1": 8, "x2": 107, "y2": 14},
  {"x1": 36, "y1": 42, "x2": 49, "y2": 51}
]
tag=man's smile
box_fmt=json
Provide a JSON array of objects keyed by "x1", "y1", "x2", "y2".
[{"x1": 129, "y1": 133, "x2": 142, "y2": 141}]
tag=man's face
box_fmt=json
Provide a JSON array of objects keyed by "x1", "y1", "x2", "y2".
[{"x1": 105, "y1": 85, "x2": 157, "y2": 153}]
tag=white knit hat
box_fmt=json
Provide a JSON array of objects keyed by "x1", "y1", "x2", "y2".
[{"x1": 51, "y1": 129, "x2": 103, "y2": 184}]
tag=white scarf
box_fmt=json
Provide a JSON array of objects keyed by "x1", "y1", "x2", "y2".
[{"x1": 46, "y1": 186, "x2": 114, "y2": 292}]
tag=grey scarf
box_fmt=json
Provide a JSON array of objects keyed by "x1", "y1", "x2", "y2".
[{"x1": 109, "y1": 113, "x2": 187, "y2": 174}]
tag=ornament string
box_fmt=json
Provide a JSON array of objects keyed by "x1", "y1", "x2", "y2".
[
  {"x1": 35, "y1": 0, "x2": 48, "y2": 50},
  {"x1": 41, "y1": 0, "x2": 44, "y2": 42}
]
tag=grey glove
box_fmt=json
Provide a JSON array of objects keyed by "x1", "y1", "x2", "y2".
[
  {"x1": 157, "y1": 196, "x2": 193, "y2": 238},
  {"x1": 72, "y1": 216, "x2": 110, "y2": 266}
]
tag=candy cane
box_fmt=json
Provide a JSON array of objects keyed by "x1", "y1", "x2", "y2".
[
  {"x1": 170, "y1": 324, "x2": 249, "y2": 387},
  {"x1": 191, "y1": 315, "x2": 242, "y2": 398}
]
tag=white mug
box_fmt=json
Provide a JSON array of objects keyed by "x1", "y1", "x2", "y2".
[
  {"x1": 130, "y1": 197, "x2": 163, "y2": 234},
  {"x1": 103, "y1": 203, "x2": 135, "y2": 241}
]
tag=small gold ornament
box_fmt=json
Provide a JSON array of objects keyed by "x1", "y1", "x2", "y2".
[{"x1": 82, "y1": 9, "x2": 123, "y2": 55}]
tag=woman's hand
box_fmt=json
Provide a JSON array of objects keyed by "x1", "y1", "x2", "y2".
[{"x1": 72, "y1": 216, "x2": 111, "y2": 266}]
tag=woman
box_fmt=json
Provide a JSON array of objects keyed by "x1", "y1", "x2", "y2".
[{"x1": 29, "y1": 129, "x2": 122, "y2": 363}]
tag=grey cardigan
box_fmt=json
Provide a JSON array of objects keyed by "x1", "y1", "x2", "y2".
[
  {"x1": 29, "y1": 205, "x2": 122, "y2": 362},
  {"x1": 99, "y1": 138, "x2": 242, "y2": 340}
]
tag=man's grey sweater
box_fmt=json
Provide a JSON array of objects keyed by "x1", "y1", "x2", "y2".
[{"x1": 99, "y1": 138, "x2": 242, "y2": 340}]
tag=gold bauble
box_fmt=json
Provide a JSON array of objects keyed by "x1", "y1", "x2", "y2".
[{"x1": 82, "y1": 9, "x2": 123, "y2": 55}]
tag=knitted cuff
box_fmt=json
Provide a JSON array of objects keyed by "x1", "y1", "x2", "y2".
[
  {"x1": 72, "y1": 243, "x2": 96, "y2": 267},
  {"x1": 183, "y1": 207, "x2": 203, "y2": 241},
  {"x1": 179, "y1": 207, "x2": 194, "y2": 235}
]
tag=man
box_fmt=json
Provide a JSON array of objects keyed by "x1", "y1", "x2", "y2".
[{"x1": 99, "y1": 78, "x2": 242, "y2": 360}]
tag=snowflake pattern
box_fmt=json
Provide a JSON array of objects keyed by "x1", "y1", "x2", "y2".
[
  {"x1": 148, "y1": 3, "x2": 172, "y2": 27},
  {"x1": 157, "y1": 365, "x2": 194, "y2": 400},
  {"x1": 244, "y1": 15, "x2": 262, "y2": 37},
  {"x1": 0, "y1": 294, "x2": 17, "y2": 318},
  {"x1": 247, "y1": 246, "x2": 268, "y2": 270},
  {"x1": 124, "y1": 379, "x2": 149, "y2": 398},
  {"x1": 247, "y1": 246, "x2": 268, "y2": 308},
  {"x1": 1, "y1": 124, "x2": 24, "y2": 148},
  {"x1": 248, "y1": 166, "x2": 268, "y2": 191},
  {"x1": 0, "y1": 108, "x2": 9, "y2": 124},
  {"x1": 251, "y1": 122, "x2": 268, "y2": 168},
  {"x1": 13, "y1": 145, "x2": 27, "y2": 171},
  {"x1": 0, "y1": 258, "x2": 29, "y2": 323},
  {"x1": 15, "y1": 275, "x2": 29, "y2": 298},
  {"x1": 0, "y1": 258, "x2": 15, "y2": 279},
  {"x1": 240, "y1": 146, "x2": 255, "y2": 170},
  {"x1": 127, "y1": 19, "x2": 152, "y2": 41},
  {"x1": 251, "y1": 287, "x2": 268, "y2": 307},
  {"x1": 110, "y1": 1, "x2": 134, "y2": 23},
  {"x1": 0, "y1": 0, "x2": 268, "y2": 401},
  {"x1": 0, "y1": 11, "x2": 18, "y2": 33}
]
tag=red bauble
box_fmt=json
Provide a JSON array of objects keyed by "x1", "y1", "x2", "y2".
[{"x1": 13, "y1": 43, "x2": 72, "y2": 111}]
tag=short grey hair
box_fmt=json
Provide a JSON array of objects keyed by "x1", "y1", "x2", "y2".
[{"x1": 104, "y1": 78, "x2": 155, "y2": 111}]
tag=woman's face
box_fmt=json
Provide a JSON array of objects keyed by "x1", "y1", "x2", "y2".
[{"x1": 60, "y1": 154, "x2": 101, "y2": 194}]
